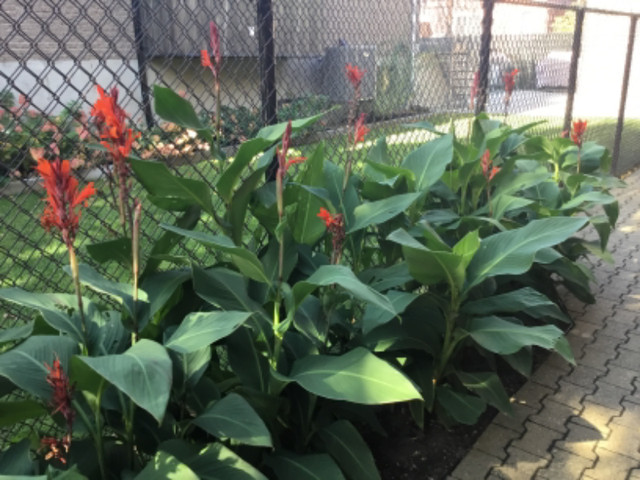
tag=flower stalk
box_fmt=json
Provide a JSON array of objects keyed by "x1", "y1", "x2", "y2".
[
  {"x1": 571, "y1": 119, "x2": 587, "y2": 173},
  {"x1": 343, "y1": 64, "x2": 368, "y2": 192},
  {"x1": 481, "y1": 149, "x2": 500, "y2": 217},
  {"x1": 503, "y1": 68, "x2": 519, "y2": 120},
  {"x1": 202, "y1": 21, "x2": 223, "y2": 155}
]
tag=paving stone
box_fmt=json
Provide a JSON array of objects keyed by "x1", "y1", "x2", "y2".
[
  {"x1": 596, "y1": 319, "x2": 632, "y2": 340},
  {"x1": 567, "y1": 334, "x2": 592, "y2": 359},
  {"x1": 473, "y1": 423, "x2": 521, "y2": 461},
  {"x1": 588, "y1": 334, "x2": 624, "y2": 355},
  {"x1": 511, "y1": 382, "x2": 554, "y2": 410},
  {"x1": 597, "y1": 423, "x2": 640, "y2": 461},
  {"x1": 579, "y1": 349, "x2": 613, "y2": 372},
  {"x1": 610, "y1": 401, "x2": 640, "y2": 429},
  {"x1": 529, "y1": 398, "x2": 578, "y2": 434},
  {"x1": 529, "y1": 364, "x2": 566, "y2": 389},
  {"x1": 564, "y1": 296, "x2": 587, "y2": 314},
  {"x1": 619, "y1": 294, "x2": 640, "y2": 314},
  {"x1": 629, "y1": 468, "x2": 640, "y2": 480},
  {"x1": 549, "y1": 380, "x2": 593, "y2": 410},
  {"x1": 609, "y1": 349, "x2": 640, "y2": 370},
  {"x1": 511, "y1": 421, "x2": 563, "y2": 460},
  {"x1": 544, "y1": 352, "x2": 573, "y2": 373},
  {"x1": 602, "y1": 308, "x2": 638, "y2": 325},
  {"x1": 554, "y1": 422, "x2": 603, "y2": 460},
  {"x1": 583, "y1": 447, "x2": 640, "y2": 480},
  {"x1": 599, "y1": 364, "x2": 637, "y2": 390},
  {"x1": 621, "y1": 332, "x2": 640, "y2": 352},
  {"x1": 494, "y1": 402, "x2": 537, "y2": 434},
  {"x1": 569, "y1": 321, "x2": 601, "y2": 340},
  {"x1": 534, "y1": 448, "x2": 594, "y2": 479},
  {"x1": 585, "y1": 381, "x2": 632, "y2": 410},
  {"x1": 563, "y1": 365, "x2": 603, "y2": 388},
  {"x1": 450, "y1": 449, "x2": 502, "y2": 480},
  {"x1": 571, "y1": 401, "x2": 622, "y2": 436},
  {"x1": 582, "y1": 299, "x2": 619, "y2": 325},
  {"x1": 492, "y1": 446, "x2": 548, "y2": 480}
]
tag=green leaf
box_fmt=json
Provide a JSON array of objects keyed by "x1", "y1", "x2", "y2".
[
  {"x1": 560, "y1": 191, "x2": 616, "y2": 211},
  {"x1": 265, "y1": 453, "x2": 345, "y2": 480},
  {"x1": 0, "y1": 322, "x2": 33, "y2": 345},
  {"x1": 468, "y1": 316, "x2": 574, "y2": 363},
  {"x1": 85, "y1": 238, "x2": 132, "y2": 266},
  {"x1": 257, "y1": 113, "x2": 325, "y2": 142},
  {"x1": 160, "y1": 440, "x2": 269, "y2": 480},
  {"x1": 292, "y1": 144, "x2": 327, "y2": 245},
  {"x1": 77, "y1": 339, "x2": 172, "y2": 423},
  {"x1": 461, "y1": 287, "x2": 570, "y2": 323},
  {"x1": 456, "y1": 371, "x2": 512, "y2": 414},
  {"x1": 165, "y1": 311, "x2": 252, "y2": 354},
  {"x1": 217, "y1": 138, "x2": 273, "y2": 203},
  {"x1": 293, "y1": 295, "x2": 328, "y2": 345},
  {"x1": 466, "y1": 217, "x2": 588, "y2": 289},
  {"x1": 0, "y1": 400, "x2": 46, "y2": 428},
  {"x1": 318, "y1": 420, "x2": 381, "y2": 480},
  {"x1": 192, "y1": 393, "x2": 272, "y2": 447},
  {"x1": 226, "y1": 327, "x2": 270, "y2": 393},
  {"x1": 362, "y1": 291, "x2": 417, "y2": 334},
  {"x1": 153, "y1": 85, "x2": 207, "y2": 132},
  {"x1": 0, "y1": 440, "x2": 33, "y2": 476},
  {"x1": 452, "y1": 230, "x2": 481, "y2": 271},
  {"x1": 387, "y1": 229, "x2": 463, "y2": 289},
  {"x1": 400, "y1": 133, "x2": 454, "y2": 192},
  {"x1": 435, "y1": 386, "x2": 486, "y2": 425},
  {"x1": 292, "y1": 265, "x2": 395, "y2": 315},
  {"x1": 348, "y1": 193, "x2": 422, "y2": 233},
  {"x1": 74, "y1": 264, "x2": 149, "y2": 322},
  {"x1": 290, "y1": 347, "x2": 421, "y2": 404},
  {"x1": 489, "y1": 195, "x2": 534, "y2": 221},
  {"x1": 162, "y1": 226, "x2": 270, "y2": 284},
  {"x1": 130, "y1": 158, "x2": 214, "y2": 216},
  {"x1": 0, "y1": 336, "x2": 79, "y2": 399},
  {"x1": 135, "y1": 450, "x2": 199, "y2": 480},
  {"x1": 142, "y1": 269, "x2": 191, "y2": 319}
]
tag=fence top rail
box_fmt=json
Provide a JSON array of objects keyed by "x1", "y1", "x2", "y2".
[{"x1": 496, "y1": 0, "x2": 640, "y2": 18}]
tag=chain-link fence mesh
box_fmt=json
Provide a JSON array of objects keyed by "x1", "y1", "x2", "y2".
[{"x1": 1, "y1": 0, "x2": 640, "y2": 447}]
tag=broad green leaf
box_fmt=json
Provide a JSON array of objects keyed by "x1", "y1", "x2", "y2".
[
  {"x1": 466, "y1": 217, "x2": 588, "y2": 289},
  {"x1": 456, "y1": 371, "x2": 512, "y2": 414},
  {"x1": 0, "y1": 336, "x2": 78, "y2": 399},
  {"x1": 165, "y1": 311, "x2": 252, "y2": 354},
  {"x1": 362, "y1": 291, "x2": 417, "y2": 334},
  {"x1": 161, "y1": 226, "x2": 270, "y2": 284},
  {"x1": 0, "y1": 322, "x2": 33, "y2": 345},
  {"x1": 226, "y1": 327, "x2": 270, "y2": 392},
  {"x1": 192, "y1": 393, "x2": 272, "y2": 447},
  {"x1": 348, "y1": 193, "x2": 422, "y2": 233},
  {"x1": 435, "y1": 386, "x2": 486, "y2": 425},
  {"x1": 130, "y1": 158, "x2": 214, "y2": 216},
  {"x1": 160, "y1": 440, "x2": 269, "y2": 480},
  {"x1": 135, "y1": 450, "x2": 199, "y2": 480},
  {"x1": 142, "y1": 269, "x2": 191, "y2": 319},
  {"x1": 400, "y1": 134, "x2": 454, "y2": 192},
  {"x1": 452, "y1": 230, "x2": 481, "y2": 271},
  {"x1": 292, "y1": 265, "x2": 395, "y2": 315},
  {"x1": 494, "y1": 170, "x2": 551, "y2": 196},
  {"x1": 171, "y1": 347, "x2": 211, "y2": 390},
  {"x1": 387, "y1": 229, "x2": 464, "y2": 289},
  {"x1": 461, "y1": 287, "x2": 569, "y2": 323},
  {"x1": 0, "y1": 400, "x2": 46, "y2": 428},
  {"x1": 73, "y1": 264, "x2": 149, "y2": 322},
  {"x1": 293, "y1": 295, "x2": 328, "y2": 345},
  {"x1": 77, "y1": 339, "x2": 172, "y2": 423},
  {"x1": 85, "y1": 238, "x2": 132, "y2": 266},
  {"x1": 560, "y1": 191, "x2": 616, "y2": 211},
  {"x1": 265, "y1": 453, "x2": 345, "y2": 480},
  {"x1": 217, "y1": 138, "x2": 274, "y2": 203},
  {"x1": 0, "y1": 289, "x2": 86, "y2": 343},
  {"x1": 468, "y1": 316, "x2": 574, "y2": 363},
  {"x1": 153, "y1": 85, "x2": 208, "y2": 133},
  {"x1": 257, "y1": 113, "x2": 325, "y2": 142},
  {"x1": 292, "y1": 144, "x2": 326, "y2": 245},
  {"x1": 489, "y1": 195, "x2": 534, "y2": 221},
  {"x1": 0, "y1": 440, "x2": 33, "y2": 476},
  {"x1": 289, "y1": 347, "x2": 421, "y2": 404},
  {"x1": 318, "y1": 420, "x2": 381, "y2": 480}
]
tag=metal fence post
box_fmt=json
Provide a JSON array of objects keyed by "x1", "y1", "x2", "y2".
[
  {"x1": 563, "y1": 7, "x2": 585, "y2": 134},
  {"x1": 476, "y1": 0, "x2": 495, "y2": 115},
  {"x1": 257, "y1": 0, "x2": 277, "y2": 127},
  {"x1": 131, "y1": 0, "x2": 154, "y2": 129},
  {"x1": 611, "y1": 15, "x2": 637, "y2": 175}
]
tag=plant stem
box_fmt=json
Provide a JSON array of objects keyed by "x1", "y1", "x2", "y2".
[
  {"x1": 72, "y1": 398, "x2": 107, "y2": 480},
  {"x1": 67, "y1": 245, "x2": 88, "y2": 353},
  {"x1": 215, "y1": 78, "x2": 222, "y2": 155},
  {"x1": 131, "y1": 201, "x2": 142, "y2": 344}
]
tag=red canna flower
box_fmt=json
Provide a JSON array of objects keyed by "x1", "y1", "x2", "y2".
[
  {"x1": 202, "y1": 21, "x2": 222, "y2": 79},
  {"x1": 35, "y1": 157, "x2": 95, "y2": 247},
  {"x1": 489, "y1": 166, "x2": 500, "y2": 181},
  {"x1": 503, "y1": 68, "x2": 519, "y2": 97},
  {"x1": 481, "y1": 149, "x2": 492, "y2": 178},
  {"x1": 346, "y1": 63, "x2": 366, "y2": 90},
  {"x1": 45, "y1": 357, "x2": 75, "y2": 429},
  {"x1": 40, "y1": 436, "x2": 71, "y2": 464},
  {"x1": 353, "y1": 113, "x2": 370, "y2": 144},
  {"x1": 571, "y1": 119, "x2": 587, "y2": 148},
  {"x1": 317, "y1": 208, "x2": 345, "y2": 264},
  {"x1": 276, "y1": 120, "x2": 306, "y2": 180}
]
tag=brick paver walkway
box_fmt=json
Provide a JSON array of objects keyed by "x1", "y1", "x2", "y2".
[{"x1": 451, "y1": 169, "x2": 640, "y2": 480}]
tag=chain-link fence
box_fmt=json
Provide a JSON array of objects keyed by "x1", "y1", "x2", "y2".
[{"x1": 1, "y1": 0, "x2": 639, "y2": 444}]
